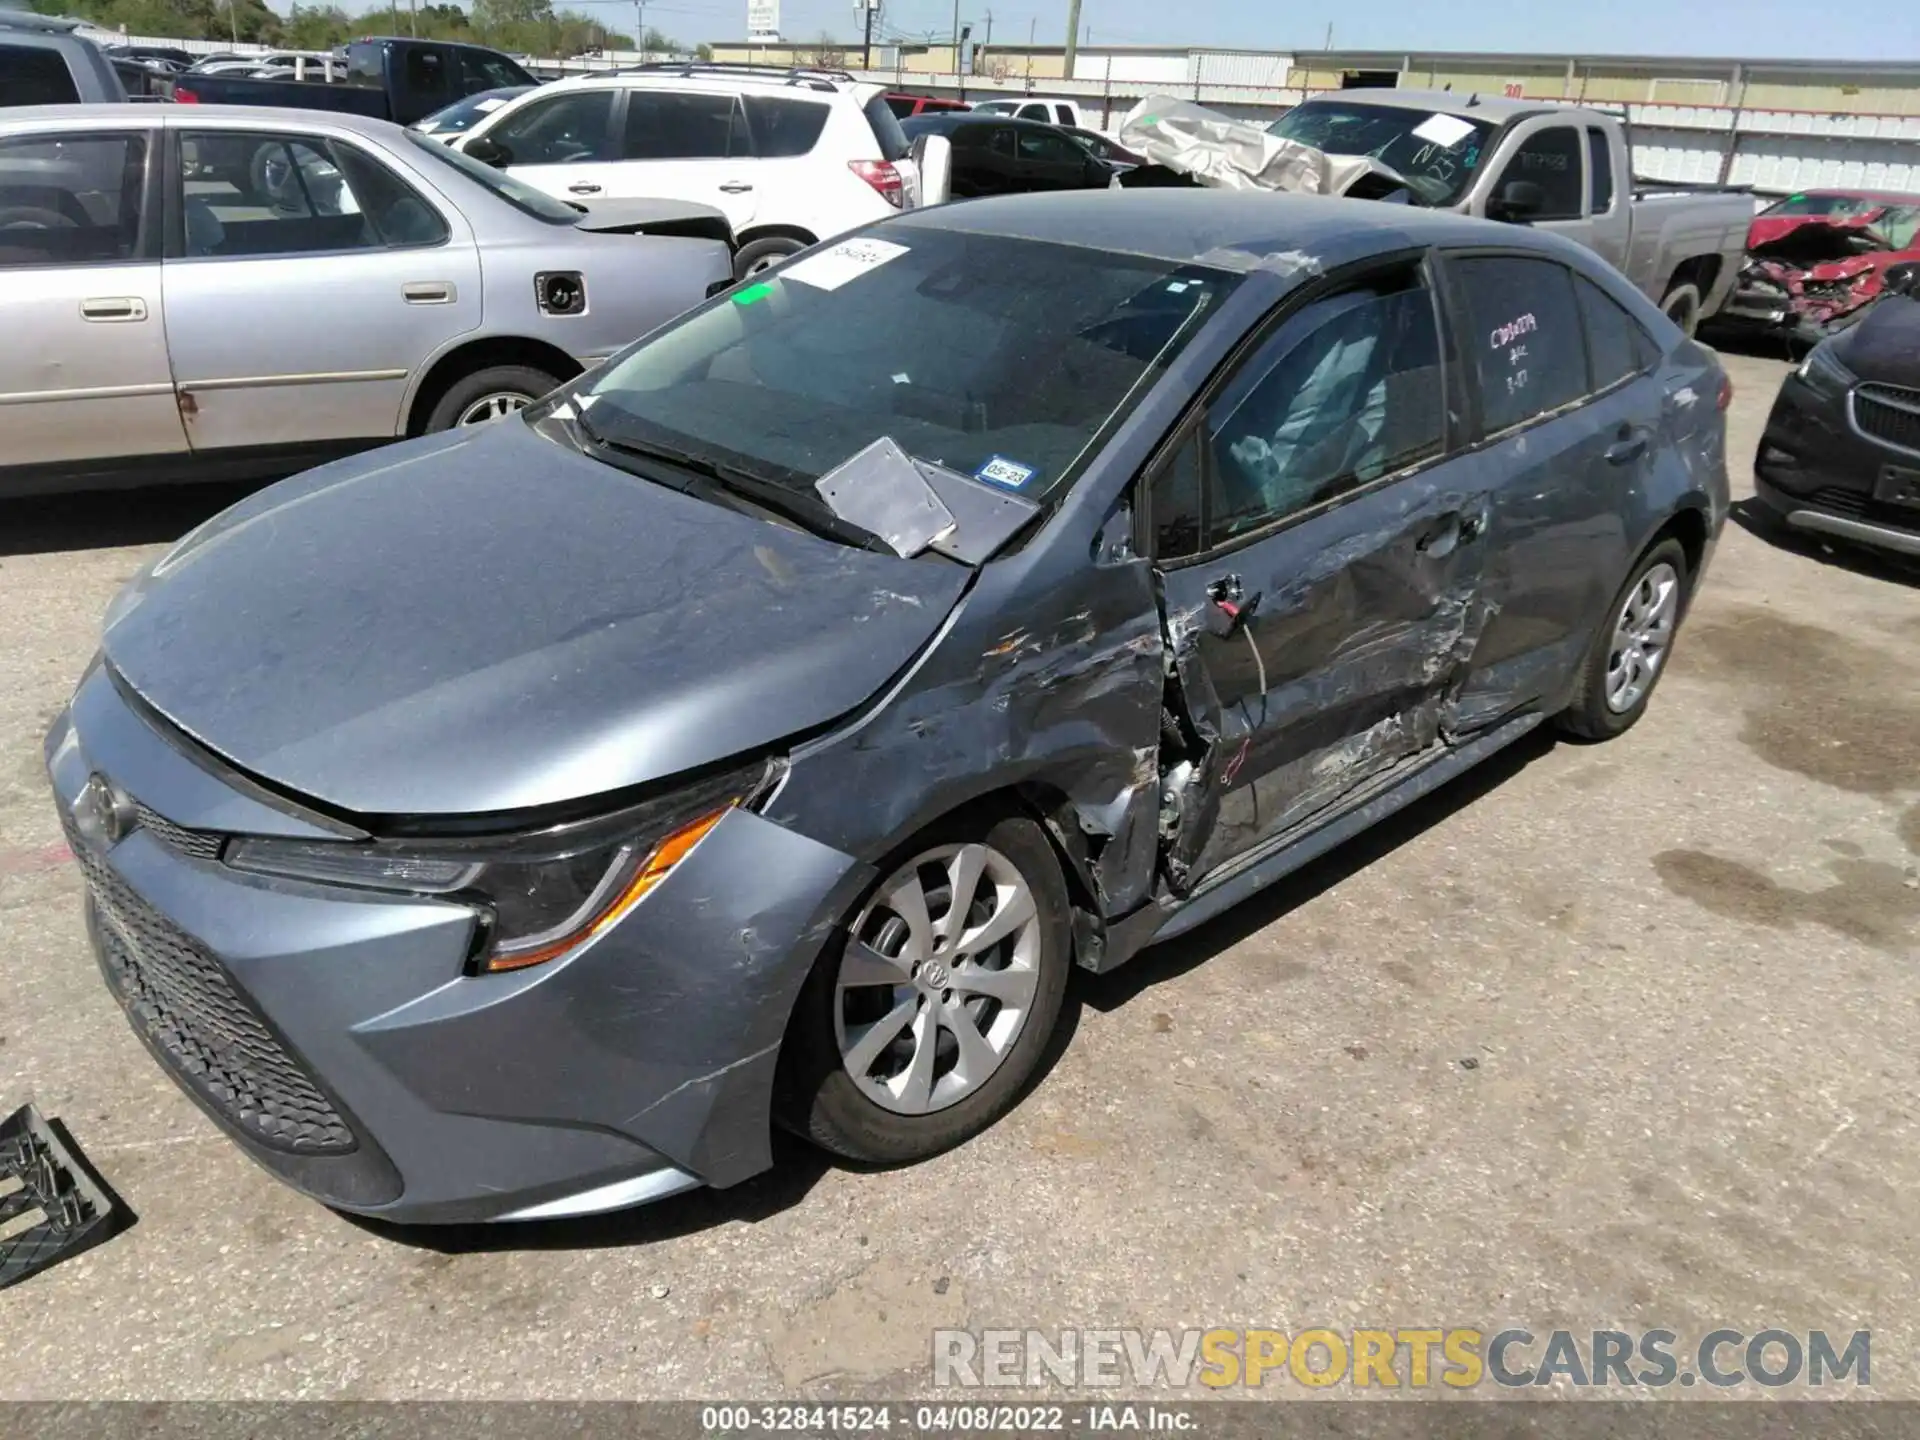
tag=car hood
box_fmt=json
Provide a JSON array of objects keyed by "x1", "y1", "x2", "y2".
[
  {"x1": 102, "y1": 421, "x2": 968, "y2": 819},
  {"x1": 1836, "y1": 299, "x2": 1920, "y2": 386}
]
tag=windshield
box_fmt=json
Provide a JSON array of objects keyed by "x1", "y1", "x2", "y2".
[
  {"x1": 1269, "y1": 101, "x2": 1493, "y2": 206},
  {"x1": 415, "y1": 86, "x2": 532, "y2": 135},
  {"x1": 403, "y1": 129, "x2": 579, "y2": 224},
  {"x1": 574, "y1": 225, "x2": 1239, "y2": 502}
]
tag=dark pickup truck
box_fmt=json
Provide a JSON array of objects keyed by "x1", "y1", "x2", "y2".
[{"x1": 168, "y1": 37, "x2": 535, "y2": 128}]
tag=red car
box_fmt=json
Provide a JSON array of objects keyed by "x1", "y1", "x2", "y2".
[
  {"x1": 885, "y1": 93, "x2": 972, "y2": 119},
  {"x1": 1718, "y1": 189, "x2": 1920, "y2": 345}
]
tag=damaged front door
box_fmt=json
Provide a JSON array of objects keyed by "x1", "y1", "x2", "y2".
[{"x1": 1146, "y1": 259, "x2": 1491, "y2": 892}]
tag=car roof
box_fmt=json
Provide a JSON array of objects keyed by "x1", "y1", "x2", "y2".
[
  {"x1": 0, "y1": 102, "x2": 411, "y2": 139},
  {"x1": 543, "y1": 67, "x2": 867, "y2": 99},
  {"x1": 893, "y1": 188, "x2": 1589, "y2": 268}
]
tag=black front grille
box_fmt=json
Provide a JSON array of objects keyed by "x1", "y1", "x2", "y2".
[
  {"x1": 64, "y1": 819, "x2": 355, "y2": 1156},
  {"x1": 133, "y1": 804, "x2": 223, "y2": 862},
  {"x1": 1854, "y1": 383, "x2": 1920, "y2": 454}
]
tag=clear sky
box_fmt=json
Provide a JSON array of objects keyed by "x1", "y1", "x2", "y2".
[{"x1": 459, "y1": 0, "x2": 1920, "y2": 62}]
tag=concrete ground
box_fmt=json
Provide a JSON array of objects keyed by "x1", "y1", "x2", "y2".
[{"x1": 1, "y1": 350, "x2": 1915, "y2": 1400}]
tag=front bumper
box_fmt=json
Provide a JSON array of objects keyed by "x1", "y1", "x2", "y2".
[
  {"x1": 1754, "y1": 373, "x2": 1920, "y2": 558},
  {"x1": 47, "y1": 665, "x2": 870, "y2": 1224}
]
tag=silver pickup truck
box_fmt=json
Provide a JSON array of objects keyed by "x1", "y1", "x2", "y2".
[{"x1": 1269, "y1": 92, "x2": 1752, "y2": 334}]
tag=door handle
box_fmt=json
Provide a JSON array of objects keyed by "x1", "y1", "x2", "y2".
[
  {"x1": 567, "y1": 182, "x2": 602, "y2": 195},
  {"x1": 403, "y1": 282, "x2": 454, "y2": 304},
  {"x1": 718, "y1": 180, "x2": 754, "y2": 194},
  {"x1": 79, "y1": 297, "x2": 146, "y2": 322},
  {"x1": 1605, "y1": 427, "x2": 1650, "y2": 464}
]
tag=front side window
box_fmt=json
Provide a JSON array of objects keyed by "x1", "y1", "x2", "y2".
[
  {"x1": 1016, "y1": 103, "x2": 1049, "y2": 121},
  {"x1": 1497, "y1": 126, "x2": 1583, "y2": 221},
  {"x1": 179, "y1": 131, "x2": 419, "y2": 258},
  {"x1": 405, "y1": 130, "x2": 579, "y2": 223},
  {"x1": 0, "y1": 44, "x2": 80, "y2": 106},
  {"x1": 1452, "y1": 255, "x2": 1588, "y2": 433},
  {"x1": 492, "y1": 90, "x2": 613, "y2": 165},
  {"x1": 1017, "y1": 127, "x2": 1083, "y2": 164},
  {"x1": 622, "y1": 92, "x2": 743, "y2": 161},
  {"x1": 744, "y1": 95, "x2": 829, "y2": 158},
  {"x1": 461, "y1": 50, "x2": 532, "y2": 93},
  {"x1": 1205, "y1": 275, "x2": 1445, "y2": 541},
  {"x1": 577, "y1": 226, "x2": 1240, "y2": 500},
  {"x1": 0, "y1": 131, "x2": 146, "y2": 267},
  {"x1": 403, "y1": 48, "x2": 447, "y2": 99}
]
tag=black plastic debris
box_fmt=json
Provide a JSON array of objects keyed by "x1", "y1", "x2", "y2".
[{"x1": 0, "y1": 1104, "x2": 133, "y2": 1291}]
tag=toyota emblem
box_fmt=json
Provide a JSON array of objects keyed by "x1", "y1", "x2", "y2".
[{"x1": 72, "y1": 773, "x2": 135, "y2": 850}]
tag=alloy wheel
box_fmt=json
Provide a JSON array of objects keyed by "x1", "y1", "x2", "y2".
[
  {"x1": 1605, "y1": 561, "x2": 1680, "y2": 713},
  {"x1": 834, "y1": 842, "x2": 1043, "y2": 1115},
  {"x1": 457, "y1": 392, "x2": 531, "y2": 426}
]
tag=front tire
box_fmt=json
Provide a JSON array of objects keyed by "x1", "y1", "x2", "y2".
[
  {"x1": 423, "y1": 364, "x2": 560, "y2": 433},
  {"x1": 1558, "y1": 538, "x2": 1690, "y2": 741},
  {"x1": 733, "y1": 235, "x2": 807, "y2": 281},
  {"x1": 776, "y1": 811, "x2": 1072, "y2": 1165}
]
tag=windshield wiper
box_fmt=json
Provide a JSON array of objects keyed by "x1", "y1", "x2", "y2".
[{"x1": 571, "y1": 412, "x2": 891, "y2": 553}]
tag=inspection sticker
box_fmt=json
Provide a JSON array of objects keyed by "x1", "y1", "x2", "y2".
[
  {"x1": 974, "y1": 455, "x2": 1037, "y2": 489},
  {"x1": 1411, "y1": 113, "x2": 1477, "y2": 149},
  {"x1": 781, "y1": 237, "x2": 910, "y2": 292}
]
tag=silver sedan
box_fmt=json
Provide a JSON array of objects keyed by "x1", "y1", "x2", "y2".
[{"x1": 0, "y1": 104, "x2": 734, "y2": 498}]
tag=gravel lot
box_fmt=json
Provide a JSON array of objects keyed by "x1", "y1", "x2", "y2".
[{"x1": 2, "y1": 349, "x2": 1916, "y2": 1400}]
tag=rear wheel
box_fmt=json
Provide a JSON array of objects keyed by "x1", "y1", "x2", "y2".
[
  {"x1": 776, "y1": 811, "x2": 1071, "y2": 1165},
  {"x1": 1558, "y1": 538, "x2": 1690, "y2": 741},
  {"x1": 1660, "y1": 282, "x2": 1704, "y2": 338},
  {"x1": 423, "y1": 364, "x2": 560, "y2": 433}
]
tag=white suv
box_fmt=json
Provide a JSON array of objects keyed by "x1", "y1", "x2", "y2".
[{"x1": 454, "y1": 63, "x2": 919, "y2": 279}]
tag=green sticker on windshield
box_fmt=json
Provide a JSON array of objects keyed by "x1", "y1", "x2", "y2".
[{"x1": 733, "y1": 281, "x2": 775, "y2": 306}]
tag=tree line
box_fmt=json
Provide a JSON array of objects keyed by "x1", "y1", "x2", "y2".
[{"x1": 30, "y1": 0, "x2": 709, "y2": 59}]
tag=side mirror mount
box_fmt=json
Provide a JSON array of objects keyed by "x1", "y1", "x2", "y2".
[
  {"x1": 463, "y1": 136, "x2": 512, "y2": 169},
  {"x1": 1488, "y1": 178, "x2": 1547, "y2": 223},
  {"x1": 1883, "y1": 262, "x2": 1920, "y2": 299}
]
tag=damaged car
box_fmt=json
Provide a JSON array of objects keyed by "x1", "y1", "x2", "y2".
[
  {"x1": 48, "y1": 191, "x2": 1729, "y2": 1224},
  {"x1": 1754, "y1": 265, "x2": 1920, "y2": 558},
  {"x1": 1714, "y1": 190, "x2": 1920, "y2": 347}
]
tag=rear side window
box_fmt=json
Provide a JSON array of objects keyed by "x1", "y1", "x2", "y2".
[
  {"x1": 1575, "y1": 274, "x2": 1659, "y2": 389},
  {"x1": 744, "y1": 96, "x2": 829, "y2": 158},
  {"x1": 1207, "y1": 277, "x2": 1445, "y2": 539},
  {"x1": 331, "y1": 142, "x2": 450, "y2": 248},
  {"x1": 0, "y1": 44, "x2": 80, "y2": 106},
  {"x1": 1586, "y1": 128, "x2": 1613, "y2": 213},
  {"x1": 0, "y1": 131, "x2": 145, "y2": 266},
  {"x1": 1148, "y1": 431, "x2": 1204, "y2": 560},
  {"x1": 178, "y1": 131, "x2": 386, "y2": 258},
  {"x1": 624, "y1": 92, "x2": 742, "y2": 160},
  {"x1": 1453, "y1": 256, "x2": 1587, "y2": 433},
  {"x1": 862, "y1": 93, "x2": 910, "y2": 162}
]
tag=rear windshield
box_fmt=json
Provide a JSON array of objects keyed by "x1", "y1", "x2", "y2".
[
  {"x1": 863, "y1": 93, "x2": 910, "y2": 161},
  {"x1": 577, "y1": 224, "x2": 1239, "y2": 500},
  {"x1": 403, "y1": 129, "x2": 578, "y2": 223},
  {"x1": 1270, "y1": 100, "x2": 1494, "y2": 206}
]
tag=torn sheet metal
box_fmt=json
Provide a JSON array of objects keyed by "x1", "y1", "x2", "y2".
[
  {"x1": 1115, "y1": 94, "x2": 1418, "y2": 202},
  {"x1": 1723, "y1": 210, "x2": 1920, "y2": 344},
  {"x1": 0, "y1": 1104, "x2": 132, "y2": 1291}
]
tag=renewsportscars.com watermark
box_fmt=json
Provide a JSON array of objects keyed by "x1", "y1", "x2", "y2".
[{"x1": 933, "y1": 1328, "x2": 1871, "y2": 1391}]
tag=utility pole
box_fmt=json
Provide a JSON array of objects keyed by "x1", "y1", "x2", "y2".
[
  {"x1": 408, "y1": 0, "x2": 417, "y2": 37},
  {"x1": 634, "y1": 0, "x2": 645, "y2": 57},
  {"x1": 861, "y1": 0, "x2": 874, "y2": 70},
  {"x1": 1063, "y1": 0, "x2": 1081, "y2": 79},
  {"x1": 950, "y1": 0, "x2": 960, "y2": 76}
]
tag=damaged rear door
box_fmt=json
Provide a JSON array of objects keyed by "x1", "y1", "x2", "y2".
[{"x1": 1145, "y1": 253, "x2": 1492, "y2": 891}]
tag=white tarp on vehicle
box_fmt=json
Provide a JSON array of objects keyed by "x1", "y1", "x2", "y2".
[{"x1": 1115, "y1": 94, "x2": 1415, "y2": 200}]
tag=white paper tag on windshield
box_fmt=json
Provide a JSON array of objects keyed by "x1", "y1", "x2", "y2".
[
  {"x1": 1411, "y1": 113, "x2": 1477, "y2": 149},
  {"x1": 781, "y1": 237, "x2": 910, "y2": 292},
  {"x1": 474, "y1": 97, "x2": 508, "y2": 112}
]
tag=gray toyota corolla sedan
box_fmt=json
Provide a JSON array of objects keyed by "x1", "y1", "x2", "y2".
[{"x1": 48, "y1": 192, "x2": 1730, "y2": 1224}]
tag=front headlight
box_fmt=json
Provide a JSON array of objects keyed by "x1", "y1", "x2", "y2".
[
  {"x1": 226, "y1": 758, "x2": 782, "y2": 972},
  {"x1": 1796, "y1": 340, "x2": 1856, "y2": 398}
]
